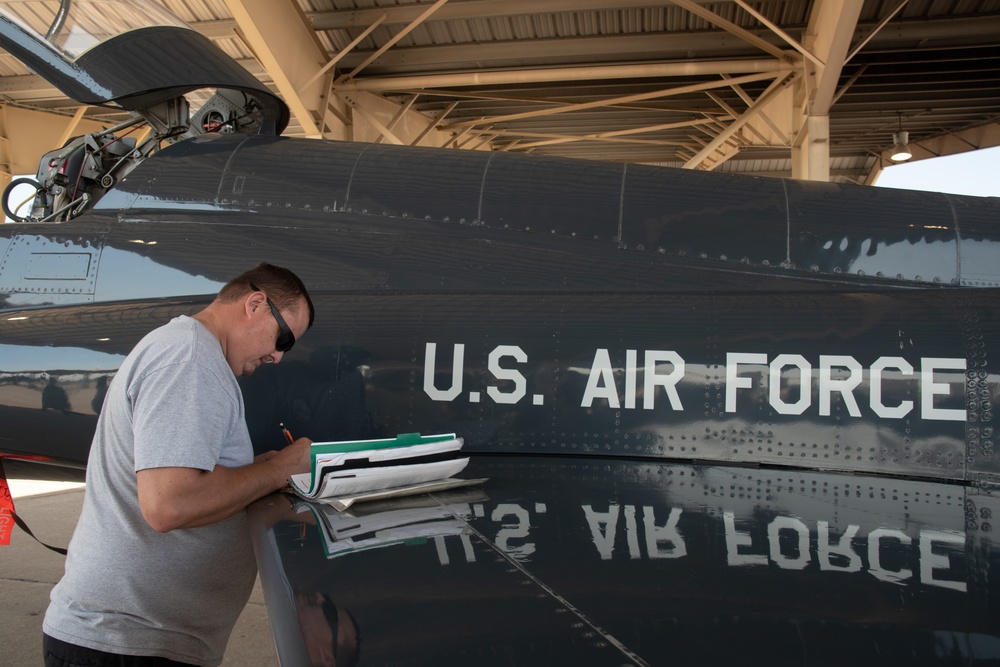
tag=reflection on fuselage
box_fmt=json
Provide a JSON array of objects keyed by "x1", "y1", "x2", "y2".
[{"x1": 254, "y1": 456, "x2": 999, "y2": 666}]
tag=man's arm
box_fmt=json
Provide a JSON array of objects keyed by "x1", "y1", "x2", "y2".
[{"x1": 137, "y1": 438, "x2": 312, "y2": 533}]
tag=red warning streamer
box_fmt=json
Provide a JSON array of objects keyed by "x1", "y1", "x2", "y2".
[
  {"x1": 0, "y1": 460, "x2": 15, "y2": 546},
  {"x1": 0, "y1": 454, "x2": 57, "y2": 547}
]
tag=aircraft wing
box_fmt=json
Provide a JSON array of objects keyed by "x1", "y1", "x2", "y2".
[{"x1": 248, "y1": 455, "x2": 1000, "y2": 666}]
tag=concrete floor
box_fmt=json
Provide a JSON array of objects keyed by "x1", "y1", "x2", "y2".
[{"x1": 2, "y1": 481, "x2": 279, "y2": 666}]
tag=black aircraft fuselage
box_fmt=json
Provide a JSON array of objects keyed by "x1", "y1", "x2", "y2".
[
  {"x1": 2, "y1": 4, "x2": 1000, "y2": 664},
  {"x1": 1, "y1": 131, "x2": 999, "y2": 489}
]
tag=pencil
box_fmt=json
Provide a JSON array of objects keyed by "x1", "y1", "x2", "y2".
[{"x1": 279, "y1": 422, "x2": 294, "y2": 445}]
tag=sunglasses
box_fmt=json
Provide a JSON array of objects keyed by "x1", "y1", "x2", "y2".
[
  {"x1": 320, "y1": 595, "x2": 361, "y2": 662},
  {"x1": 249, "y1": 282, "x2": 295, "y2": 352}
]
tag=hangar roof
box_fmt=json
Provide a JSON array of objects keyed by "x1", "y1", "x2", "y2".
[{"x1": 0, "y1": 0, "x2": 999, "y2": 185}]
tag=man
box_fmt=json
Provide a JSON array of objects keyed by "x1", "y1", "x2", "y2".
[{"x1": 43, "y1": 262, "x2": 315, "y2": 667}]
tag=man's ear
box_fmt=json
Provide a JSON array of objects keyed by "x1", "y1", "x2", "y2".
[{"x1": 244, "y1": 290, "x2": 266, "y2": 318}]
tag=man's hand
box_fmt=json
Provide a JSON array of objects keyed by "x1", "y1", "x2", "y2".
[{"x1": 269, "y1": 437, "x2": 313, "y2": 478}]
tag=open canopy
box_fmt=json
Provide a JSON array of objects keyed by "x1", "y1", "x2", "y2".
[{"x1": 0, "y1": 0, "x2": 288, "y2": 132}]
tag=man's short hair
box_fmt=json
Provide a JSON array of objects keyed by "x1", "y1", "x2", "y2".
[{"x1": 220, "y1": 262, "x2": 315, "y2": 328}]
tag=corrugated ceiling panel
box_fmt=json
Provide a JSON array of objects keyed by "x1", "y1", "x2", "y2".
[
  {"x1": 160, "y1": 0, "x2": 230, "y2": 23},
  {"x1": 0, "y1": 0, "x2": 992, "y2": 186}
]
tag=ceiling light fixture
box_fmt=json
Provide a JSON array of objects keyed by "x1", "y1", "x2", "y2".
[{"x1": 890, "y1": 114, "x2": 912, "y2": 162}]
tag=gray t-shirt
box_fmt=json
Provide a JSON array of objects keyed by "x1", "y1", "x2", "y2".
[{"x1": 43, "y1": 316, "x2": 257, "y2": 667}]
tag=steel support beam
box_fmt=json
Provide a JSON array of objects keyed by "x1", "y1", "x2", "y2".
[
  {"x1": 684, "y1": 73, "x2": 797, "y2": 170},
  {"x1": 791, "y1": 0, "x2": 863, "y2": 181},
  {"x1": 224, "y1": 0, "x2": 329, "y2": 138},
  {"x1": 336, "y1": 59, "x2": 792, "y2": 93},
  {"x1": 443, "y1": 71, "x2": 782, "y2": 130}
]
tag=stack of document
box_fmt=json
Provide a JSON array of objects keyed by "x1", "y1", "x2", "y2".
[
  {"x1": 287, "y1": 432, "x2": 469, "y2": 501},
  {"x1": 293, "y1": 488, "x2": 488, "y2": 557}
]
